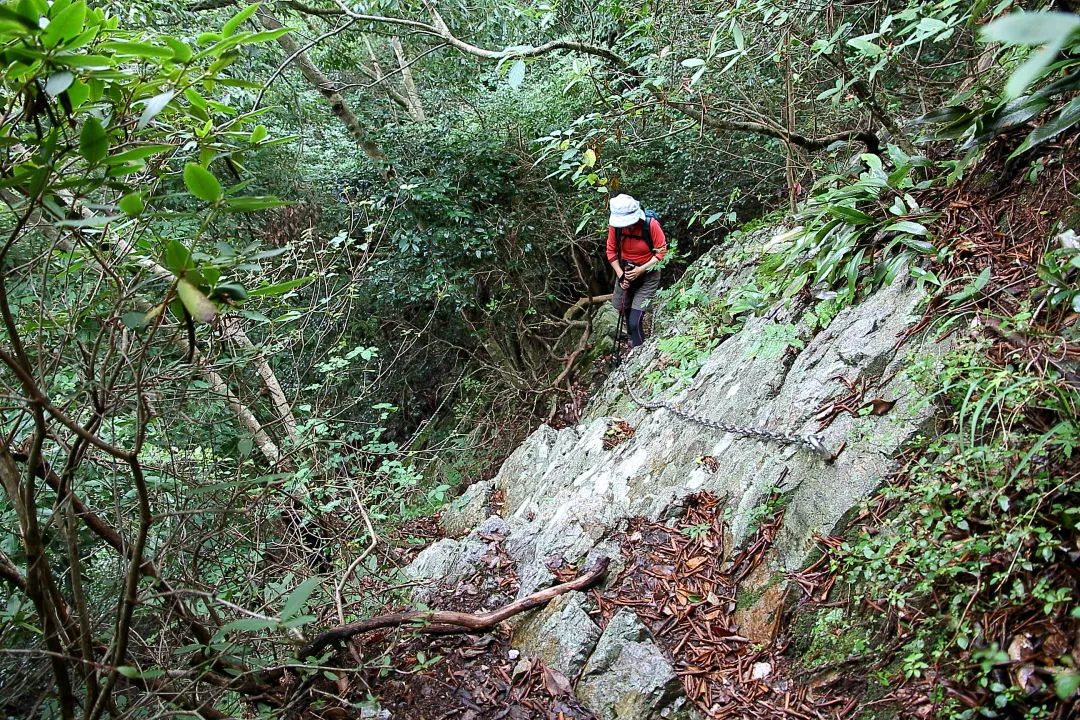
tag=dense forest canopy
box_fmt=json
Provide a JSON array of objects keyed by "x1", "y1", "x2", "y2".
[{"x1": 0, "y1": 0, "x2": 1078, "y2": 716}]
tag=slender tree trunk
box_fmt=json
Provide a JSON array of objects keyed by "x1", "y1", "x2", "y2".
[
  {"x1": 392, "y1": 37, "x2": 426, "y2": 122},
  {"x1": 257, "y1": 10, "x2": 394, "y2": 178},
  {"x1": 219, "y1": 315, "x2": 298, "y2": 442},
  {"x1": 783, "y1": 33, "x2": 799, "y2": 213}
]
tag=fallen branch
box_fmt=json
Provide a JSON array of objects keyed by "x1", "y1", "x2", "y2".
[
  {"x1": 563, "y1": 294, "x2": 613, "y2": 321},
  {"x1": 300, "y1": 556, "x2": 610, "y2": 659}
]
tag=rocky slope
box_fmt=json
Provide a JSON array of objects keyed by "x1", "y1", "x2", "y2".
[{"x1": 406, "y1": 226, "x2": 949, "y2": 719}]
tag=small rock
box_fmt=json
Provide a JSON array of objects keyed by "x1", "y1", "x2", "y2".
[
  {"x1": 751, "y1": 661, "x2": 772, "y2": 680},
  {"x1": 507, "y1": 649, "x2": 520, "y2": 660}
]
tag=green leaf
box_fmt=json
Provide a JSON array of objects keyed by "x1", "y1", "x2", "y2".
[
  {"x1": 914, "y1": 105, "x2": 974, "y2": 127},
  {"x1": 0, "y1": 4, "x2": 39, "y2": 31},
  {"x1": 250, "y1": 124, "x2": 268, "y2": 143},
  {"x1": 1055, "y1": 670, "x2": 1080, "y2": 700},
  {"x1": 137, "y1": 91, "x2": 175, "y2": 131},
  {"x1": 1009, "y1": 95, "x2": 1080, "y2": 159},
  {"x1": 210, "y1": 282, "x2": 247, "y2": 302},
  {"x1": 900, "y1": 237, "x2": 936, "y2": 254},
  {"x1": 1005, "y1": 43, "x2": 1064, "y2": 99},
  {"x1": 117, "y1": 192, "x2": 144, "y2": 216},
  {"x1": 164, "y1": 240, "x2": 194, "y2": 273},
  {"x1": 847, "y1": 36, "x2": 884, "y2": 56},
  {"x1": 223, "y1": 3, "x2": 260, "y2": 36},
  {"x1": 980, "y1": 11, "x2": 1080, "y2": 46},
  {"x1": 66, "y1": 80, "x2": 89, "y2": 109},
  {"x1": 53, "y1": 215, "x2": 111, "y2": 228},
  {"x1": 945, "y1": 266, "x2": 992, "y2": 302},
  {"x1": 44, "y1": 71, "x2": 73, "y2": 97},
  {"x1": 241, "y1": 27, "x2": 290, "y2": 44},
  {"x1": 100, "y1": 41, "x2": 173, "y2": 58},
  {"x1": 507, "y1": 59, "x2": 525, "y2": 90},
  {"x1": 280, "y1": 577, "x2": 320, "y2": 620},
  {"x1": 42, "y1": 0, "x2": 85, "y2": 47},
  {"x1": 681, "y1": 57, "x2": 705, "y2": 68},
  {"x1": 223, "y1": 196, "x2": 287, "y2": 212},
  {"x1": 176, "y1": 279, "x2": 217, "y2": 323},
  {"x1": 883, "y1": 220, "x2": 928, "y2": 236},
  {"x1": 826, "y1": 205, "x2": 875, "y2": 225},
  {"x1": 51, "y1": 53, "x2": 114, "y2": 68},
  {"x1": 162, "y1": 36, "x2": 192, "y2": 62},
  {"x1": 79, "y1": 117, "x2": 108, "y2": 165},
  {"x1": 732, "y1": 22, "x2": 744, "y2": 51},
  {"x1": 183, "y1": 163, "x2": 222, "y2": 203},
  {"x1": 106, "y1": 144, "x2": 174, "y2": 165},
  {"x1": 247, "y1": 276, "x2": 312, "y2": 297},
  {"x1": 120, "y1": 311, "x2": 147, "y2": 329}
]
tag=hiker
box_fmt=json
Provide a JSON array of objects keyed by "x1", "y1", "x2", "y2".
[{"x1": 607, "y1": 193, "x2": 667, "y2": 350}]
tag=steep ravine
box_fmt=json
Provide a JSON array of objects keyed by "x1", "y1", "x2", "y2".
[{"x1": 406, "y1": 226, "x2": 949, "y2": 719}]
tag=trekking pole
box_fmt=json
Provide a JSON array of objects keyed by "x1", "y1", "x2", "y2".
[{"x1": 612, "y1": 294, "x2": 625, "y2": 367}]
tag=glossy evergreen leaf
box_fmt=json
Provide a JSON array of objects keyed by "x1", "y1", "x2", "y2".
[
  {"x1": 42, "y1": 0, "x2": 85, "y2": 47},
  {"x1": 223, "y1": 196, "x2": 287, "y2": 212},
  {"x1": 945, "y1": 266, "x2": 992, "y2": 302},
  {"x1": 117, "y1": 192, "x2": 144, "y2": 216},
  {"x1": 183, "y1": 163, "x2": 222, "y2": 203},
  {"x1": 137, "y1": 90, "x2": 175, "y2": 130},
  {"x1": 44, "y1": 71, "x2": 73, "y2": 97},
  {"x1": 164, "y1": 240, "x2": 194, "y2": 273},
  {"x1": 280, "y1": 577, "x2": 320, "y2": 620},
  {"x1": 79, "y1": 116, "x2": 108, "y2": 165},
  {"x1": 101, "y1": 41, "x2": 173, "y2": 57},
  {"x1": 980, "y1": 11, "x2": 1080, "y2": 46},
  {"x1": 223, "y1": 3, "x2": 260, "y2": 36},
  {"x1": 1009, "y1": 96, "x2": 1080, "y2": 159}
]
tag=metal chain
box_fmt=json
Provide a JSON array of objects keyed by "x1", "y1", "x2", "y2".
[{"x1": 617, "y1": 362, "x2": 833, "y2": 461}]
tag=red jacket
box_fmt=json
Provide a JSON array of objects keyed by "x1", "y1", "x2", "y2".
[{"x1": 606, "y1": 220, "x2": 667, "y2": 266}]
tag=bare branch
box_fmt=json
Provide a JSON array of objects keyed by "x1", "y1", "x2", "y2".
[{"x1": 300, "y1": 556, "x2": 610, "y2": 659}]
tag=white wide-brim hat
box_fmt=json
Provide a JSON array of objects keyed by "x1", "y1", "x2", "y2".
[{"x1": 609, "y1": 194, "x2": 645, "y2": 228}]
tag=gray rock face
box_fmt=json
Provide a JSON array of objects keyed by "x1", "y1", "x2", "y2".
[
  {"x1": 405, "y1": 517, "x2": 509, "y2": 604},
  {"x1": 513, "y1": 591, "x2": 601, "y2": 679},
  {"x1": 406, "y1": 228, "x2": 948, "y2": 720},
  {"x1": 439, "y1": 479, "x2": 495, "y2": 537},
  {"x1": 577, "y1": 610, "x2": 693, "y2": 720}
]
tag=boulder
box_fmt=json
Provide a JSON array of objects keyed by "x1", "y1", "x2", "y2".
[
  {"x1": 513, "y1": 591, "x2": 601, "y2": 679},
  {"x1": 576, "y1": 610, "x2": 696, "y2": 720},
  {"x1": 440, "y1": 479, "x2": 495, "y2": 537}
]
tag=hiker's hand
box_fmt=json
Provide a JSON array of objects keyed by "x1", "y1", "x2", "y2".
[
  {"x1": 625, "y1": 265, "x2": 644, "y2": 281},
  {"x1": 619, "y1": 277, "x2": 631, "y2": 290}
]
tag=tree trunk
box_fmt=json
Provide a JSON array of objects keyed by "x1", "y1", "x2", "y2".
[
  {"x1": 392, "y1": 37, "x2": 426, "y2": 122},
  {"x1": 257, "y1": 10, "x2": 394, "y2": 178}
]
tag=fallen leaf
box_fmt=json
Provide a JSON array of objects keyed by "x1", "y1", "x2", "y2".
[
  {"x1": 543, "y1": 666, "x2": 574, "y2": 696},
  {"x1": 864, "y1": 397, "x2": 897, "y2": 416},
  {"x1": 685, "y1": 557, "x2": 708, "y2": 570},
  {"x1": 1008, "y1": 634, "x2": 1034, "y2": 663}
]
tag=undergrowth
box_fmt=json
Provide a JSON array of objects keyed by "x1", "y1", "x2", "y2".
[{"x1": 833, "y1": 336, "x2": 1079, "y2": 718}]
